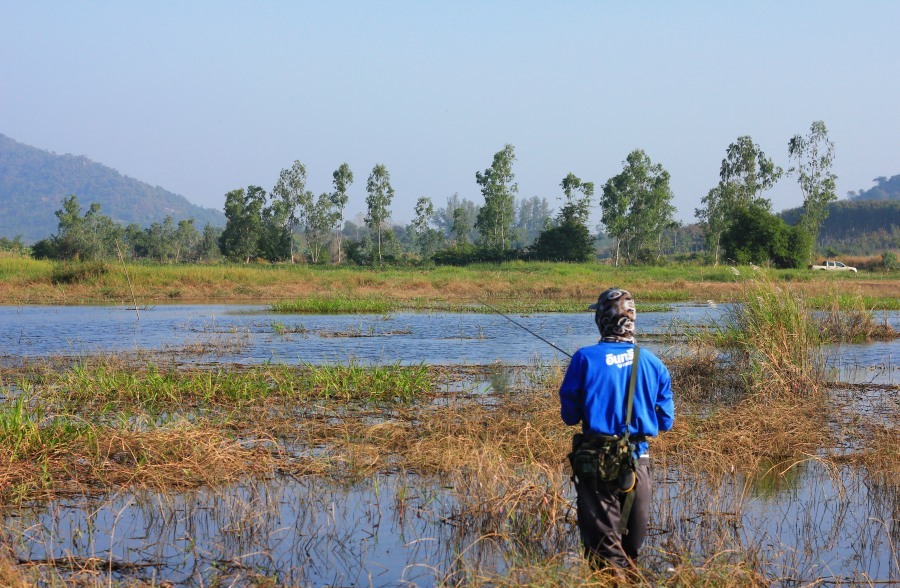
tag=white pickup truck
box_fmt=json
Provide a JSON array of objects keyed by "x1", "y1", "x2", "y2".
[{"x1": 808, "y1": 260, "x2": 857, "y2": 273}]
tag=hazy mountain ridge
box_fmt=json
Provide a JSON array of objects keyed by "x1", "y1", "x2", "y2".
[
  {"x1": 0, "y1": 134, "x2": 225, "y2": 243},
  {"x1": 846, "y1": 175, "x2": 900, "y2": 202}
]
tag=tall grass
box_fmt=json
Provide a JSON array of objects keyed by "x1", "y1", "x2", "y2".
[{"x1": 714, "y1": 277, "x2": 827, "y2": 399}]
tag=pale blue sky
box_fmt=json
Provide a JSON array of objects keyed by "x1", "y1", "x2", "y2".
[{"x1": 2, "y1": 1, "x2": 898, "y2": 225}]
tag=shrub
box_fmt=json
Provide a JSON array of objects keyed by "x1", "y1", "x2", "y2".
[{"x1": 51, "y1": 260, "x2": 110, "y2": 284}]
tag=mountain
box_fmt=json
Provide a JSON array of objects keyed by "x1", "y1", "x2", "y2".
[
  {"x1": 846, "y1": 175, "x2": 900, "y2": 201},
  {"x1": 0, "y1": 134, "x2": 226, "y2": 243},
  {"x1": 780, "y1": 199, "x2": 899, "y2": 254}
]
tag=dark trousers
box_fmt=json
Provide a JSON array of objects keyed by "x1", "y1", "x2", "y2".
[{"x1": 575, "y1": 456, "x2": 651, "y2": 569}]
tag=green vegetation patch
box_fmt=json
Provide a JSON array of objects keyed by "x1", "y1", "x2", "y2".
[
  {"x1": 272, "y1": 296, "x2": 398, "y2": 314},
  {"x1": 44, "y1": 361, "x2": 434, "y2": 407}
]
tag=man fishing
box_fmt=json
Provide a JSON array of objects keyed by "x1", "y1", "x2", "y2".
[{"x1": 559, "y1": 287, "x2": 674, "y2": 575}]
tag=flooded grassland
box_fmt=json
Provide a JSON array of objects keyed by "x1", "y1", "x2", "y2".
[{"x1": 0, "y1": 281, "x2": 897, "y2": 586}]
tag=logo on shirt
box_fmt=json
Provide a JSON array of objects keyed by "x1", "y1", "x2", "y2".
[{"x1": 605, "y1": 348, "x2": 634, "y2": 368}]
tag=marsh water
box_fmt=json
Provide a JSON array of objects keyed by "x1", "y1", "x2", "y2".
[{"x1": 1, "y1": 303, "x2": 898, "y2": 585}]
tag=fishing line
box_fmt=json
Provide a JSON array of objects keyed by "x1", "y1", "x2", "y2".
[{"x1": 476, "y1": 299, "x2": 572, "y2": 358}]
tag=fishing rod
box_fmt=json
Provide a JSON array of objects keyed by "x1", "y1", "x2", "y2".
[{"x1": 476, "y1": 299, "x2": 572, "y2": 358}]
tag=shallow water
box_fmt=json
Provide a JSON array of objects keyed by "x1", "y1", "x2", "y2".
[
  {"x1": 6, "y1": 461, "x2": 897, "y2": 585},
  {"x1": 1, "y1": 303, "x2": 897, "y2": 584},
  {"x1": 2, "y1": 304, "x2": 896, "y2": 377},
  {"x1": 0, "y1": 303, "x2": 717, "y2": 365}
]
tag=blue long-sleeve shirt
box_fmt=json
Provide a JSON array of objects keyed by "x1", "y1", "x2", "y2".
[{"x1": 559, "y1": 342, "x2": 674, "y2": 456}]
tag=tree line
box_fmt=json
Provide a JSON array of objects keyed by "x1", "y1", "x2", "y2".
[{"x1": 16, "y1": 120, "x2": 847, "y2": 269}]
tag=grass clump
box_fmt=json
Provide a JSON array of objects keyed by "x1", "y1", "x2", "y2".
[
  {"x1": 272, "y1": 296, "x2": 397, "y2": 314},
  {"x1": 36, "y1": 360, "x2": 433, "y2": 409},
  {"x1": 815, "y1": 294, "x2": 898, "y2": 342},
  {"x1": 713, "y1": 277, "x2": 826, "y2": 399},
  {"x1": 50, "y1": 260, "x2": 110, "y2": 284},
  {"x1": 0, "y1": 394, "x2": 275, "y2": 502}
]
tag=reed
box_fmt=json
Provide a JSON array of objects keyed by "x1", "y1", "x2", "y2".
[
  {"x1": 713, "y1": 277, "x2": 827, "y2": 400},
  {"x1": 814, "y1": 293, "x2": 899, "y2": 342}
]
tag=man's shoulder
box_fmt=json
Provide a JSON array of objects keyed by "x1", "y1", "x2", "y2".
[{"x1": 635, "y1": 346, "x2": 671, "y2": 373}]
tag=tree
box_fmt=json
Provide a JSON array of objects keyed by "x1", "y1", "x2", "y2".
[
  {"x1": 532, "y1": 172, "x2": 595, "y2": 262},
  {"x1": 475, "y1": 144, "x2": 518, "y2": 250},
  {"x1": 560, "y1": 172, "x2": 594, "y2": 224},
  {"x1": 599, "y1": 150, "x2": 676, "y2": 265},
  {"x1": 198, "y1": 224, "x2": 223, "y2": 262},
  {"x1": 514, "y1": 196, "x2": 552, "y2": 247},
  {"x1": 146, "y1": 216, "x2": 178, "y2": 262},
  {"x1": 788, "y1": 121, "x2": 837, "y2": 247},
  {"x1": 271, "y1": 161, "x2": 312, "y2": 263},
  {"x1": 365, "y1": 164, "x2": 395, "y2": 264},
  {"x1": 695, "y1": 185, "x2": 727, "y2": 265},
  {"x1": 697, "y1": 136, "x2": 783, "y2": 264},
  {"x1": 719, "y1": 135, "x2": 783, "y2": 209},
  {"x1": 433, "y1": 193, "x2": 479, "y2": 244},
  {"x1": 306, "y1": 193, "x2": 336, "y2": 264},
  {"x1": 52, "y1": 195, "x2": 122, "y2": 261},
  {"x1": 721, "y1": 203, "x2": 813, "y2": 269},
  {"x1": 259, "y1": 196, "x2": 292, "y2": 262},
  {"x1": 451, "y1": 206, "x2": 474, "y2": 246},
  {"x1": 412, "y1": 196, "x2": 442, "y2": 259},
  {"x1": 330, "y1": 163, "x2": 354, "y2": 264},
  {"x1": 219, "y1": 186, "x2": 265, "y2": 262}
]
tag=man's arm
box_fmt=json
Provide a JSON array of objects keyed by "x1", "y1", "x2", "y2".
[
  {"x1": 559, "y1": 353, "x2": 585, "y2": 426},
  {"x1": 654, "y1": 366, "x2": 675, "y2": 431}
]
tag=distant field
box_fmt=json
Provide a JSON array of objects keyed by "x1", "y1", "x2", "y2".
[{"x1": 0, "y1": 255, "x2": 898, "y2": 310}]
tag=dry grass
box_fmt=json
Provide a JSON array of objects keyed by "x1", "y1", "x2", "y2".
[
  {"x1": 0, "y1": 416, "x2": 277, "y2": 503},
  {"x1": 0, "y1": 257, "x2": 896, "y2": 308}
]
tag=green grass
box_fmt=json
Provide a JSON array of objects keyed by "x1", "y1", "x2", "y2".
[
  {"x1": 0, "y1": 396, "x2": 94, "y2": 460},
  {"x1": 272, "y1": 296, "x2": 398, "y2": 314},
  {"x1": 43, "y1": 361, "x2": 434, "y2": 408}
]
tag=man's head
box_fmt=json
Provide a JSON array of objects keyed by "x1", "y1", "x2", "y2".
[{"x1": 589, "y1": 287, "x2": 636, "y2": 343}]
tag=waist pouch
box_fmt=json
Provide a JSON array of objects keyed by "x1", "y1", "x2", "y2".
[{"x1": 568, "y1": 433, "x2": 637, "y2": 492}]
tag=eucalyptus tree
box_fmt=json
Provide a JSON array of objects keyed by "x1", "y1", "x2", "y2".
[
  {"x1": 271, "y1": 161, "x2": 312, "y2": 263},
  {"x1": 695, "y1": 185, "x2": 728, "y2": 265},
  {"x1": 719, "y1": 135, "x2": 783, "y2": 209},
  {"x1": 306, "y1": 193, "x2": 337, "y2": 264},
  {"x1": 475, "y1": 144, "x2": 518, "y2": 250},
  {"x1": 697, "y1": 136, "x2": 783, "y2": 264},
  {"x1": 559, "y1": 172, "x2": 594, "y2": 224},
  {"x1": 365, "y1": 164, "x2": 395, "y2": 264},
  {"x1": 789, "y1": 120, "x2": 837, "y2": 245},
  {"x1": 514, "y1": 196, "x2": 552, "y2": 247},
  {"x1": 433, "y1": 193, "x2": 478, "y2": 244},
  {"x1": 412, "y1": 196, "x2": 442, "y2": 258},
  {"x1": 531, "y1": 173, "x2": 595, "y2": 262},
  {"x1": 451, "y1": 206, "x2": 474, "y2": 245},
  {"x1": 599, "y1": 150, "x2": 676, "y2": 265},
  {"x1": 330, "y1": 163, "x2": 354, "y2": 264},
  {"x1": 220, "y1": 186, "x2": 266, "y2": 263},
  {"x1": 259, "y1": 195, "x2": 292, "y2": 262}
]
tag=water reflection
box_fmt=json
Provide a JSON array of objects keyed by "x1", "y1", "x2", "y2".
[{"x1": 5, "y1": 460, "x2": 896, "y2": 585}]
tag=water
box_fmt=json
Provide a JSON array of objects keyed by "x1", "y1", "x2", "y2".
[
  {"x1": 0, "y1": 303, "x2": 723, "y2": 365},
  {"x1": 0, "y1": 303, "x2": 897, "y2": 584}
]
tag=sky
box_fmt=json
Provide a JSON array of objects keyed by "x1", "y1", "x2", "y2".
[{"x1": 2, "y1": 1, "x2": 898, "y2": 227}]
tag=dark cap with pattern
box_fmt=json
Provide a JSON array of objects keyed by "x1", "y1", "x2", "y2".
[{"x1": 589, "y1": 287, "x2": 636, "y2": 342}]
